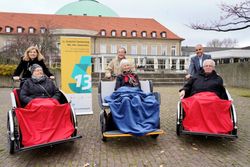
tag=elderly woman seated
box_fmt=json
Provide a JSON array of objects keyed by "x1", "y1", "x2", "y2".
[
  {"x1": 20, "y1": 64, "x2": 61, "y2": 106},
  {"x1": 179, "y1": 59, "x2": 233, "y2": 134},
  {"x1": 16, "y1": 64, "x2": 74, "y2": 147},
  {"x1": 115, "y1": 59, "x2": 141, "y2": 90},
  {"x1": 105, "y1": 59, "x2": 160, "y2": 136}
]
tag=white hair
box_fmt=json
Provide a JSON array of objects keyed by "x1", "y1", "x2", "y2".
[
  {"x1": 120, "y1": 59, "x2": 130, "y2": 67},
  {"x1": 203, "y1": 59, "x2": 215, "y2": 67}
]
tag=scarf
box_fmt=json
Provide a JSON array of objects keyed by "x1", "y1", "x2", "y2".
[
  {"x1": 122, "y1": 71, "x2": 139, "y2": 86},
  {"x1": 31, "y1": 75, "x2": 46, "y2": 83}
]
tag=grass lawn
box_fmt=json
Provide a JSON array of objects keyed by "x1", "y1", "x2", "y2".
[{"x1": 227, "y1": 87, "x2": 250, "y2": 98}]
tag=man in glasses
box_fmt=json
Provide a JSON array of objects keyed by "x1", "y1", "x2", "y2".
[{"x1": 185, "y1": 44, "x2": 211, "y2": 79}]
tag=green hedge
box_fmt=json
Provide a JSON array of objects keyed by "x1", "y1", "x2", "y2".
[
  {"x1": 0, "y1": 64, "x2": 17, "y2": 76},
  {"x1": 0, "y1": 64, "x2": 60, "y2": 76}
]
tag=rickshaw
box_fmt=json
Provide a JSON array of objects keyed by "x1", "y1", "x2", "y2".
[
  {"x1": 7, "y1": 88, "x2": 82, "y2": 154},
  {"x1": 176, "y1": 90, "x2": 238, "y2": 138},
  {"x1": 98, "y1": 80, "x2": 164, "y2": 141}
]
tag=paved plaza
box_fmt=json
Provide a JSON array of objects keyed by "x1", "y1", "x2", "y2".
[{"x1": 0, "y1": 86, "x2": 249, "y2": 167}]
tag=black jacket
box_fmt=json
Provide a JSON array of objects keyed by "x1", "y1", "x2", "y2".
[
  {"x1": 20, "y1": 77, "x2": 61, "y2": 106},
  {"x1": 13, "y1": 57, "x2": 53, "y2": 79},
  {"x1": 115, "y1": 72, "x2": 141, "y2": 90},
  {"x1": 180, "y1": 70, "x2": 228, "y2": 99}
]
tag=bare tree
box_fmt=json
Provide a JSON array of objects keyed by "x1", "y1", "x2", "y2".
[
  {"x1": 190, "y1": 1, "x2": 250, "y2": 32},
  {"x1": 0, "y1": 26, "x2": 58, "y2": 65},
  {"x1": 207, "y1": 38, "x2": 238, "y2": 47},
  {"x1": 222, "y1": 38, "x2": 238, "y2": 47},
  {"x1": 207, "y1": 39, "x2": 223, "y2": 47}
]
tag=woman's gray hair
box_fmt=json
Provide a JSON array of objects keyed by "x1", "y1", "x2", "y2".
[{"x1": 120, "y1": 59, "x2": 131, "y2": 68}]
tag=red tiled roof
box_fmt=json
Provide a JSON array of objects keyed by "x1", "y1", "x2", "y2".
[{"x1": 0, "y1": 12, "x2": 183, "y2": 40}]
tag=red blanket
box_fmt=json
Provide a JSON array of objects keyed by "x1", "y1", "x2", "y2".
[
  {"x1": 15, "y1": 98, "x2": 75, "y2": 147},
  {"x1": 181, "y1": 92, "x2": 233, "y2": 134}
]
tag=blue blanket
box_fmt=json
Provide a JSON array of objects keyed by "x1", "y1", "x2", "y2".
[{"x1": 104, "y1": 86, "x2": 160, "y2": 136}]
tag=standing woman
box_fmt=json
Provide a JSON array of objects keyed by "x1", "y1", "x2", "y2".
[{"x1": 12, "y1": 46, "x2": 54, "y2": 83}]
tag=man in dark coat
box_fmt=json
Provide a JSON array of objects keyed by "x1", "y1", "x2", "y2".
[
  {"x1": 180, "y1": 59, "x2": 227, "y2": 100},
  {"x1": 20, "y1": 64, "x2": 61, "y2": 106},
  {"x1": 186, "y1": 44, "x2": 211, "y2": 79}
]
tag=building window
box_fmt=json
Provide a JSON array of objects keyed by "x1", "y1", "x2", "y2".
[
  {"x1": 111, "y1": 30, "x2": 116, "y2": 37},
  {"x1": 161, "y1": 45, "x2": 167, "y2": 55},
  {"x1": 40, "y1": 27, "x2": 46, "y2": 34},
  {"x1": 141, "y1": 45, "x2": 147, "y2": 55},
  {"x1": 17, "y1": 27, "x2": 24, "y2": 33},
  {"x1": 141, "y1": 31, "x2": 147, "y2": 37},
  {"x1": 171, "y1": 46, "x2": 176, "y2": 56},
  {"x1": 5, "y1": 26, "x2": 12, "y2": 33},
  {"x1": 151, "y1": 31, "x2": 157, "y2": 38},
  {"x1": 100, "y1": 44, "x2": 107, "y2": 53},
  {"x1": 121, "y1": 30, "x2": 127, "y2": 37},
  {"x1": 4, "y1": 40, "x2": 12, "y2": 47},
  {"x1": 111, "y1": 44, "x2": 117, "y2": 54},
  {"x1": 120, "y1": 44, "x2": 127, "y2": 51},
  {"x1": 100, "y1": 30, "x2": 106, "y2": 36},
  {"x1": 29, "y1": 27, "x2": 35, "y2": 34},
  {"x1": 131, "y1": 45, "x2": 137, "y2": 55},
  {"x1": 151, "y1": 45, "x2": 157, "y2": 55},
  {"x1": 161, "y1": 32, "x2": 166, "y2": 38},
  {"x1": 131, "y1": 31, "x2": 137, "y2": 37}
]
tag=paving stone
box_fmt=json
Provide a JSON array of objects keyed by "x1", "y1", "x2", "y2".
[{"x1": 0, "y1": 86, "x2": 249, "y2": 167}]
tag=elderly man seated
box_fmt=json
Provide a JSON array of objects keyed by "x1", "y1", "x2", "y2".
[
  {"x1": 179, "y1": 59, "x2": 233, "y2": 134},
  {"x1": 180, "y1": 59, "x2": 227, "y2": 99}
]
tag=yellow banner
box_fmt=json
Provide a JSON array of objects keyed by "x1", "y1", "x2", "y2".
[
  {"x1": 60, "y1": 37, "x2": 91, "y2": 93},
  {"x1": 60, "y1": 37, "x2": 92, "y2": 115}
]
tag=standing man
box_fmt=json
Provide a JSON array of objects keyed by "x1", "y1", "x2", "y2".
[
  {"x1": 185, "y1": 44, "x2": 211, "y2": 79},
  {"x1": 105, "y1": 47, "x2": 127, "y2": 79}
]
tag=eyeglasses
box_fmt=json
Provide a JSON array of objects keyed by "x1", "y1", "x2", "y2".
[
  {"x1": 203, "y1": 65, "x2": 213, "y2": 67},
  {"x1": 195, "y1": 48, "x2": 202, "y2": 51}
]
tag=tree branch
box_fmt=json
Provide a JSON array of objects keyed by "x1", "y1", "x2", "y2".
[{"x1": 190, "y1": 0, "x2": 250, "y2": 32}]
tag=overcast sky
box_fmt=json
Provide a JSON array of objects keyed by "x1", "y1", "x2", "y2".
[{"x1": 0, "y1": 0, "x2": 249, "y2": 47}]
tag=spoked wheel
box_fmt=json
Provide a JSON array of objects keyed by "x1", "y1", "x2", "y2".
[
  {"x1": 151, "y1": 121, "x2": 160, "y2": 139},
  {"x1": 102, "y1": 136, "x2": 107, "y2": 142},
  {"x1": 150, "y1": 134, "x2": 159, "y2": 139},
  {"x1": 7, "y1": 113, "x2": 15, "y2": 154},
  {"x1": 100, "y1": 111, "x2": 107, "y2": 142},
  {"x1": 232, "y1": 128, "x2": 238, "y2": 138},
  {"x1": 176, "y1": 123, "x2": 181, "y2": 136},
  {"x1": 71, "y1": 129, "x2": 78, "y2": 138}
]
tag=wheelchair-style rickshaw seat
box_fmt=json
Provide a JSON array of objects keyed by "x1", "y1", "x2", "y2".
[
  {"x1": 7, "y1": 88, "x2": 82, "y2": 154},
  {"x1": 98, "y1": 80, "x2": 163, "y2": 141},
  {"x1": 12, "y1": 88, "x2": 22, "y2": 108}
]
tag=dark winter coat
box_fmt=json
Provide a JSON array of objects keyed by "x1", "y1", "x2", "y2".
[
  {"x1": 180, "y1": 70, "x2": 228, "y2": 99},
  {"x1": 20, "y1": 77, "x2": 61, "y2": 106},
  {"x1": 115, "y1": 72, "x2": 141, "y2": 91},
  {"x1": 13, "y1": 57, "x2": 53, "y2": 79}
]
